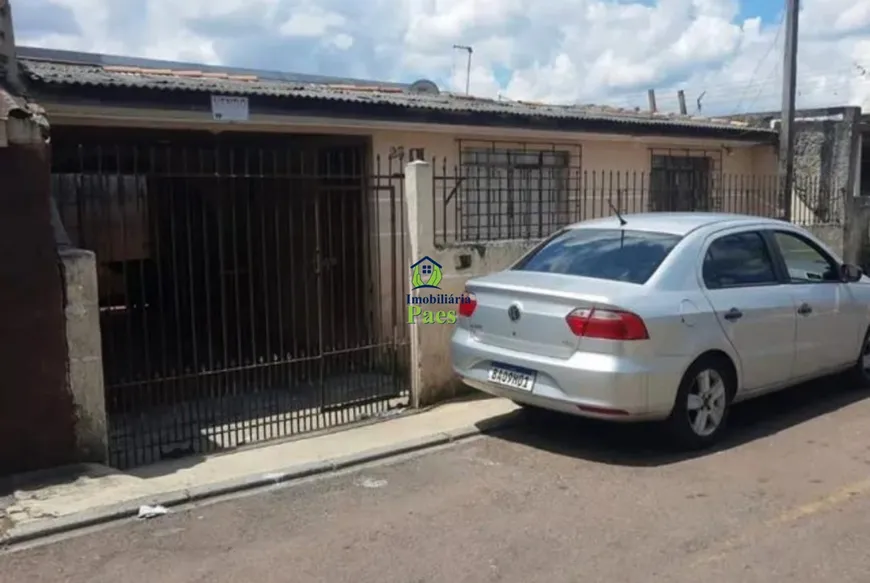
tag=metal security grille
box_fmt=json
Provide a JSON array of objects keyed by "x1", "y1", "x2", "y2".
[
  {"x1": 433, "y1": 149, "x2": 789, "y2": 246},
  {"x1": 454, "y1": 140, "x2": 579, "y2": 242},
  {"x1": 649, "y1": 149, "x2": 722, "y2": 213},
  {"x1": 51, "y1": 128, "x2": 409, "y2": 469}
]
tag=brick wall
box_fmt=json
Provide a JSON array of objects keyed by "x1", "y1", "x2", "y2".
[{"x1": 0, "y1": 141, "x2": 76, "y2": 476}]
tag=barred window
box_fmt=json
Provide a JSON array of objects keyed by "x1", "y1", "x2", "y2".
[
  {"x1": 459, "y1": 147, "x2": 571, "y2": 241},
  {"x1": 649, "y1": 154, "x2": 714, "y2": 212}
]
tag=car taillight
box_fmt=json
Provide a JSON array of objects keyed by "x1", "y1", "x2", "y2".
[
  {"x1": 458, "y1": 292, "x2": 477, "y2": 318},
  {"x1": 565, "y1": 308, "x2": 649, "y2": 340}
]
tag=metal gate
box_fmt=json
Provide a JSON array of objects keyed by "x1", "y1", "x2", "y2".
[{"x1": 51, "y1": 128, "x2": 410, "y2": 468}]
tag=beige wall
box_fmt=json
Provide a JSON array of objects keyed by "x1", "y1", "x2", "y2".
[
  {"x1": 412, "y1": 238, "x2": 539, "y2": 405},
  {"x1": 369, "y1": 129, "x2": 773, "y2": 175},
  {"x1": 370, "y1": 129, "x2": 778, "y2": 242}
]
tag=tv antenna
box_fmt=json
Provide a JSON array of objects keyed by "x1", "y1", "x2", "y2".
[{"x1": 453, "y1": 44, "x2": 473, "y2": 95}]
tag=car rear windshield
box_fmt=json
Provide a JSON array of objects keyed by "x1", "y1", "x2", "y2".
[{"x1": 513, "y1": 228, "x2": 682, "y2": 284}]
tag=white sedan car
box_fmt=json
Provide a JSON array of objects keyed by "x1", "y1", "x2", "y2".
[{"x1": 451, "y1": 213, "x2": 870, "y2": 448}]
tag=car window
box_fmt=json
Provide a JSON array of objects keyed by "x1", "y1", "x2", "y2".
[
  {"x1": 703, "y1": 232, "x2": 778, "y2": 289},
  {"x1": 773, "y1": 231, "x2": 839, "y2": 283},
  {"x1": 513, "y1": 228, "x2": 682, "y2": 285}
]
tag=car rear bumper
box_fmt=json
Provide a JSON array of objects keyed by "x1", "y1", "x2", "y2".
[{"x1": 451, "y1": 328, "x2": 683, "y2": 421}]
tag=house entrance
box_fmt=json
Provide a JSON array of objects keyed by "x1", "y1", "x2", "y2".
[{"x1": 51, "y1": 127, "x2": 409, "y2": 468}]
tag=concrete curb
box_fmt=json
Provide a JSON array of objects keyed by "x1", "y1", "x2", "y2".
[{"x1": 1, "y1": 413, "x2": 520, "y2": 547}]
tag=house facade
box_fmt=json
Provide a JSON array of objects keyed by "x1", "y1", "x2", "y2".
[{"x1": 17, "y1": 46, "x2": 785, "y2": 469}]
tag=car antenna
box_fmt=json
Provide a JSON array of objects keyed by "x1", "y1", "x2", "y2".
[{"x1": 608, "y1": 198, "x2": 627, "y2": 226}]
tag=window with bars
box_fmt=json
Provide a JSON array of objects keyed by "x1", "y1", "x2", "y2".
[
  {"x1": 458, "y1": 147, "x2": 571, "y2": 241},
  {"x1": 649, "y1": 154, "x2": 714, "y2": 212}
]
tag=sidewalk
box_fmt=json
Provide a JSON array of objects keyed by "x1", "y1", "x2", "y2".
[{"x1": 0, "y1": 397, "x2": 520, "y2": 546}]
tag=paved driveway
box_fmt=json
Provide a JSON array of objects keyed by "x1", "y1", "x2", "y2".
[{"x1": 4, "y1": 380, "x2": 870, "y2": 582}]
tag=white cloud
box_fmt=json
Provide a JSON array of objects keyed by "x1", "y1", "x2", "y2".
[
  {"x1": 12, "y1": 0, "x2": 870, "y2": 115},
  {"x1": 328, "y1": 33, "x2": 354, "y2": 50},
  {"x1": 279, "y1": 8, "x2": 346, "y2": 38}
]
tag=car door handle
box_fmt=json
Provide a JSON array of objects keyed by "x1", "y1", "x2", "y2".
[
  {"x1": 723, "y1": 308, "x2": 743, "y2": 321},
  {"x1": 797, "y1": 303, "x2": 813, "y2": 316}
]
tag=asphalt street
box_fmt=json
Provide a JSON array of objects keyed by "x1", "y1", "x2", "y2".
[{"x1": 4, "y1": 380, "x2": 870, "y2": 583}]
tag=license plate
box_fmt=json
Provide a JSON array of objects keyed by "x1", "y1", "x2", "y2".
[{"x1": 488, "y1": 363, "x2": 536, "y2": 391}]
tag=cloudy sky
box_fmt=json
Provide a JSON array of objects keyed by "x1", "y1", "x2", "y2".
[{"x1": 12, "y1": 0, "x2": 870, "y2": 115}]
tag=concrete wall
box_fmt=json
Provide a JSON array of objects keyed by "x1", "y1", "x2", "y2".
[
  {"x1": 0, "y1": 138, "x2": 77, "y2": 476},
  {"x1": 807, "y1": 225, "x2": 846, "y2": 258},
  {"x1": 730, "y1": 106, "x2": 862, "y2": 226},
  {"x1": 0, "y1": 87, "x2": 107, "y2": 475},
  {"x1": 791, "y1": 108, "x2": 861, "y2": 225},
  {"x1": 785, "y1": 109, "x2": 864, "y2": 261},
  {"x1": 403, "y1": 160, "x2": 541, "y2": 404},
  {"x1": 60, "y1": 248, "x2": 108, "y2": 463},
  {"x1": 844, "y1": 197, "x2": 870, "y2": 269}
]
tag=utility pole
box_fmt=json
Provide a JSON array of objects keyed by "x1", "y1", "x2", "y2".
[
  {"x1": 453, "y1": 45, "x2": 473, "y2": 95},
  {"x1": 779, "y1": 0, "x2": 800, "y2": 221}
]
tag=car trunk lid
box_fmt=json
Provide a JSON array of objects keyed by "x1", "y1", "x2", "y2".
[{"x1": 465, "y1": 271, "x2": 643, "y2": 359}]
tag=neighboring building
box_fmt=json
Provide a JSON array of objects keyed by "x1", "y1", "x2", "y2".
[
  {"x1": 729, "y1": 106, "x2": 865, "y2": 227},
  {"x1": 17, "y1": 46, "x2": 784, "y2": 468}
]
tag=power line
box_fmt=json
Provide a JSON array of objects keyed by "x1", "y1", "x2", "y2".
[
  {"x1": 684, "y1": 77, "x2": 866, "y2": 104},
  {"x1": 739, "y1": 59, "x2": 781, "y2": 114},
  {"x1": 597, "y1": 64, "x2": 869, "y2": 109},
  {"x1": 732, "y1": 10, "x2": 785, "y2": 114},
  {"x1": 601, "y1": 68, "x2": 870, "y2": 111},
  {"x1": 597, "y1": 85, "x2": 864, "y2": 117}
]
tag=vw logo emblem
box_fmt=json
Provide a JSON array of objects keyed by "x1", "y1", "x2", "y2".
[{"x1": 508, "y1": 304, "x2": 521, "y2": 322}]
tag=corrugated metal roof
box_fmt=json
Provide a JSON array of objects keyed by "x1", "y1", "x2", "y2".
[
  {"x1": 16, "y1": 45, "x2": 411, "y2": 89},
  {"x1": 20, "y1": 57, "x2": 776, "y2": 135}
]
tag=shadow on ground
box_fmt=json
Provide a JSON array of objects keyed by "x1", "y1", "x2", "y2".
[
  {"x1": 478, "y1": 376, "x2": 870, "y2": 467},
  {"x1": 0, "y1": 451, "x2": 208, "y2": 499}
]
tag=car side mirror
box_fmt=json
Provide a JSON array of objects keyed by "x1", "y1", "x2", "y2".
[{"x1": 840, "y1": 263, "x2": 863, "y2": 282}]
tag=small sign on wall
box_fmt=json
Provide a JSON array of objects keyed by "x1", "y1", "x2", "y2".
[{"x1": 210, "y1": 95, "x2": 249, "y2": 122}]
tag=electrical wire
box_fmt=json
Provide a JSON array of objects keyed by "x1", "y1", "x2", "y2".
[
  {"x1": 600, "y1": 68, "x2": 870, "y2": 115},
  {"x1": 739, "y1": 59, "x2": 782, "y2": 114},
  {"x1": 602, "y1": 65, "x2": 865, "y2": 108},
  {"x1": 732, "y1": 8, "x2": 785, "y2": 114}
]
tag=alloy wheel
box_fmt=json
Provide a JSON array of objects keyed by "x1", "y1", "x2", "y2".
[{"x1": 686, "y1": 368, "x2": 727, "y2": 437}]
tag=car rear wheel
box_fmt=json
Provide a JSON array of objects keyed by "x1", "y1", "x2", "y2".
[{"x1": 665, "y1": 356, "x2": 734, "y2": 449}]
